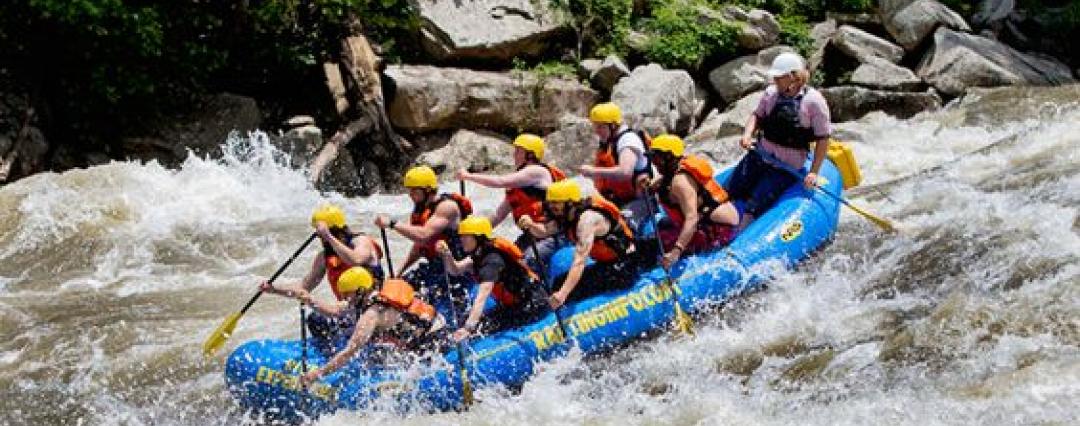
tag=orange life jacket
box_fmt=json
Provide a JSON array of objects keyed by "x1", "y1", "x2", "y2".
[
  {"x1": 505, "y1": 163, "x2": 567, "y2": 222},
  {"x1": 324, "y1": 235, "x2": 384, "y2": 301},
  {"x1": 471, "y1": 238, "x2": 540, "y2": 307},
  {"x1": 658, "y1": 155, "x2": 730, "y2": 228},
  {"x1": 373, "y1": 278, "x2": 437, "y2": 324},
  {"x1": 410, "y1": 193, "x2": 473, "y2": 259},
  {"x1": 594, "y1": 128, "x2": 653, "y2": 205},
  {"x1": 566, "y1": 195, "x2": 635, "y2": 263}
]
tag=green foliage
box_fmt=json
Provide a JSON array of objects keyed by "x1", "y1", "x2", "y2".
[
  {"x1": 641, "y1": 0, "x2": 739, "y2": 69},
  {"x1": 0, "y1": 0, "x2": 419, "y2": 147},
  {"x1": 549, "y1": 0, "x2": 634, "y2": 58},
  {"x1": 778, "y1": 14, "x2": 814, "y2": 59}
]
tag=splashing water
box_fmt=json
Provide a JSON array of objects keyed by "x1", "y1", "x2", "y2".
[{"x1": 1, "y1": 86, "x2": 1078, "y2": 425}]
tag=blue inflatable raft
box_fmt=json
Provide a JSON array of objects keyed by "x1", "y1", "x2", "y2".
[{"x1": 225, "y1": 159, "x2": 844, "y2": 420}]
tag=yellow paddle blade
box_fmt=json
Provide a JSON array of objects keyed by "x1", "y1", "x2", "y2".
[
  {"x1": 202, "y1": 311, "x2": 242, "y2": 357},
  {"x1": 460, "y1": 370, "x2": 474, "y2": 407},
  {"x1": 842, "y1": 199, "x2": 899, "y2": 233},
  {"x1": 673, "y1": 303, "x2": 695, "y2": 336}
]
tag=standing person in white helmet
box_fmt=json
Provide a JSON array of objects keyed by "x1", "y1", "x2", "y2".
[{"x1": 726, "y1": 52, "x2": 833, "y2": 228}]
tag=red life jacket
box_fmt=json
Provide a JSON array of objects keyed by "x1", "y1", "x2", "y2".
[
  {"x1": 566, "y1": 195, "x2": 635, "y2": 263},
  {"x1": 505, "y1": 163, "x2": 566, "y2": 222},
  {"x1": 658, "y1": 155, "x2": 730, "y2": 228},
  {"x1": 410, "y1": 193, "x2": 473, "y2": 259},
  {"x1": 470, "y1": 238, "x2": 540, "y2": 307},
  {"x1": 324, "y1": 234, "x2": 384, "y2": 301},
  {"x1": 594, "y1": 128, "x2": 653, "y2": 205}
]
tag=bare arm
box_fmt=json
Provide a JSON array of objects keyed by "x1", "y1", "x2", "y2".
[
  {"x1": 809, "y1": 136, "x2": 829, "y2": 175},
  {"x1": 263, "y1": 255, "x2": 325, "y2": 298},
  {"x1": 462, "y1": 281, "x2": 493, "y2": 330},
  {"x1": 670, "y1": 174, "x2": 701, "y2": 254},
  {"x1": 324, "y1": 233, "x2": 372, "y2": 266},
  {"x1": 554, "y1": 211, "x2": 600, "y2": 302},
  {"x1": 393, "y1": 201, "x2": 456, "y2": 242},
  {"x1": 313, "y1": 306, "x2": 384, "y2": 378},
  {"x1": 464, "y1": 167, "x2": 544, "y2": 189},
  {"x1": 305, "y1": 297, "x2": 351, "y2": 317},
  {"x1": 521, "y1": 218, "x2": 560, "y2": 239},
  {"x1": 437, "y1": 245, "x2": 474, "y2": 276}
]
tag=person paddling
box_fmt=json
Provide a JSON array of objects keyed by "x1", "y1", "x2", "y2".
[
  {"x1": 580, "y1": 102, "x2": 655, "y2": 235},
  {"x1": 298, "y1": 267, "x2": 447, "y2": 386},
  {"x1": 648, "y1": 135, "x2": 739, "y2": 267},
  {"x1": 435, "y1": 216, "x2": 549, "y2": 341},
  {"x1": 457, "y1": 134, "x2": 567, "y2": 271},
  {"x1": 259, "y1": 205, "x2": 383, "y2": 353},
  {"x1": 728, "y1": 52, "x2": 832, "y2": 228}
]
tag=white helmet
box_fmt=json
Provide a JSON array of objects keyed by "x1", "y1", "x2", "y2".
[{"x1": 767, "y1": 52, "x2": 805, "y2": 78}]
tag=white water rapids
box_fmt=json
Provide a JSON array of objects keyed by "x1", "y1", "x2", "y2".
[{"x1": 0, "y1": 85, "x2": 1077, "y2": 425}]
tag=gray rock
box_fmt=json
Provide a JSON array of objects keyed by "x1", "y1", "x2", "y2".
[
  {"x1": 416, "y1": 129, "x2": 514, "y2": 180},
  {"x1": 821, "y1": 86, "x2": 942, "y2": 121},
  {"x1": 972, "y1": 0, "x2": 1015, "y2": 28},
  {"x1": 543, "y1": 114, "x2": 596, "y2": 173},
  {"x1": 721, "y1": 6, "x2": 781, "y2": 50},
  {"x1": 826, "y1": 12, "x2": 883, "y2": 27},
  {"x1": 832, "y1": 25, "x2": 905, "y2": 63},
  {"x1": 611, "y1": 64, "x2": 702, "y2": 135},
  {"x1": 579, "y1": 58, "x2": 603, "y2": 80},
  {"x1": 850, "y1": 56, "x2": 923, "y2": 91},
  {"x1": 385, "y1": 65, "x2": 597, "y2": 133},
  {"x1": 417, "y1": 0, "x2": 570, "y2": 62},
  {"x1": 591, "y1": 55, "x2": 630, "y2": 93},
  {"x1": 880, "y1": 0, "x2": 971, "y2": 50},
  {"x1": 916, "y1": 28, "x2": 1075, "y2": 96},
  {"x1": 121, "y1": 93, "x2": 261, "y2": 166},
  {"x1": 284, "y1": 115, "x2": 315, "y2": 128},
  {"x1": 708, "y1": 46, "x2": 795, "y2": 104},
  {"x1": 686, "y1": 91, "x2": 764, "y2": 144},
  {"x1": 808, "y1": 19, "x2": 839, "y2": 73}
]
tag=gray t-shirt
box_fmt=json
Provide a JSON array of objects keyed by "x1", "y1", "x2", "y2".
[{"x1": 476, "y1": 252, "x2": 505, "y2": 283}]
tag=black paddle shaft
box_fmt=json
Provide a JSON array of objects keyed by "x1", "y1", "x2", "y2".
[
  {"x1": 239, "y1": 232, "x2": 318, "y2": 315},
  {"x1": 528, "y1": 236, "x2": 572, "y2": 341},
  {"x1": 380, "y1": 228, "x2": 395, "y2": 278}
]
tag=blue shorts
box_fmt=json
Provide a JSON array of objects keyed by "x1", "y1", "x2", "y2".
[{"x1": 724, "y1": 151, "x2": 799, "y2": 218}]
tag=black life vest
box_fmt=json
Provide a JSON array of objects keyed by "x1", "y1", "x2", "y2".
[{"x1": 759, "y1": 89, "x2": 818, "y2": 150}]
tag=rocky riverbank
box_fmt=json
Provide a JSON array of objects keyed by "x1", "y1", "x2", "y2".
[{"x1": 1, "y1": 0, "x2": 1076, "y2": 193}]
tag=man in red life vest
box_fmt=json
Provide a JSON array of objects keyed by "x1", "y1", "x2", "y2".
[
  {"x1": 648, "y1": 135, "x2": 739, "y2": 268},
  {"x1": 580, "y1": 102, "x2": 655, "y2": 236}
]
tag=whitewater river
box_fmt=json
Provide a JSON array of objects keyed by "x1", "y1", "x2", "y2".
[{"x1": 0, "y1": 85, "x2": 1076, "y2": 425}]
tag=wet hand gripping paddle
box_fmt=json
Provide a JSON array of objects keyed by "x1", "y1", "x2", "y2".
[
  {"x1": 752, "y1": 147, "x2": 899, "y2": 233},
  {"x1": 202, "y1": 232, "x2": 318, "y2": 357}
]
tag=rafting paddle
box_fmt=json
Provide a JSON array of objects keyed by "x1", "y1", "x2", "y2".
[
  {"x1": 203, "y1": 232, "x2": 318, "y2": 357},
  {"x1": 642, "y1": 188, "x2": 695, "y2": 335},
  {"x1": 752, "y1": 147, "x2": 898, "y2": 233},
  {"x1": 527, "y1": 236, "x2": 573, "y2": 344}
]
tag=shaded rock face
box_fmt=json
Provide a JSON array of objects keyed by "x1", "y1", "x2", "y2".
[
  {"x1": 611, "y1": 64, "x2": 703, "y2": 135},
  {"x1": 717, "y1": 6, "x2": 781, "y2": 51},
  {"x1": 385, "y1": 65, "x2": 597, "y2": 133},
  {"x1": 851, "y1": 56, "x2": 924, "y2": 91},
  {"x1": 808, "y1": 19, "x2": 839, "y2": 73},
  {"x1": 916, "y1": 28, "x2": 1075, "y2": 96},
  {"x1": 417, "y1": 0, "x2": 570, "y2": 62},
  {"x1": 415, "y1": 129, "x2": 514, "y2": 180},
  {"x1": 0, "y1": 92, "x2": 48, "y2": 183},
  {"x1": 542, "y1": 114, "x2": 595, "y2": 173},
  {"x1": 879, "y1": 0, "x2": 971, "y2": 50},
  {"x1": 708, "y1": 46, "x2": 795, "y2": 105},
  {"x1": 686, "y1": 91, "x2": 764, "y2": 144},
  {"x1": 591, "y1": 55, "x2": 631, "y2": 93},
  {"x1": 821, "y1": 86, "x2": 942, "y2": 121},
  {"x1": 122, "y1": 93, "x2": 261, "y2": 166},
  {"x1": 832, "y1": 25, "x2": 905, "y2": 63}
]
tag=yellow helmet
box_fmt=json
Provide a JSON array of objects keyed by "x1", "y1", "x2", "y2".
[
  {"x1": 546, "y1": 180, "x2": 584, "y2": 203},
  {"x1": 403, "y1": 166, "x2": 438, "y2": 189},
  {"x1": 589, "y1": 102, "x2": 623, "y2": 124},
  {"x1": 458, "y1": 215, "x2": 493, "y2": 239},
  {"x1": 650, "y1": 134, "x2": 685, "y2": 157},
  {"x1": 336, "y1": 267, "x2": 374, "y2": 293},
  {"x1": 513, "y1": 134, "x2": 545, "y2": 161},
  {"x1": 311, "y1": 204, "x2": 347, "y2": 228}
]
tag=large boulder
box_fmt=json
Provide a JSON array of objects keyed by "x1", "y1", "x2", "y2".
[
  {"x1": 708, "y1": 46, "x2": 795, "y2": 105},
  {"x1": 611, "y1": 64, "x2": 703, "y2": 135},
  {"x1": 851, "y1": 56, "x2": 923, "y2": 91},
  {"x1": 916, "y1": 28, "x2": 1075, "y2": 96},
  {"x1": 385, "y1": 65, "x2": 597, "y2": 133},
  {"x1": 416, "y1": 0, "x2": 570, "y2": 62},
  {"x1": 542, "y1": 114, "x2": 596, "y2": 173},
  {"x1": 415, "y1": 129, "x2": 514, "y2": 179},
  {"x1": 271, "y1": 117, "x2": 371, "y2": 196},
  {"x1": 686, "y1": 91, "x2": 764, "y2": 144},
  {"x1": 122, "y1": 93, "x2": 261, "y2": 166},
  {"x1": 832, "y1": 25, "x2": 905, "y2": 63},
  {"x1": 723, "y1": 6, "x2": 782, "y2": 51},
  {"x1": 821, "y1": 86, "x2": 942, "y2": 121},
  {"x1": 879, "y1": 0, "x2": 971, "y2": 50},
  {"x1": 808, "y1": 19, "x2": 839, "y2": 72},
  {"x1": 591, "y1": 55, "x2": 631, "y2": 93}
]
